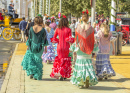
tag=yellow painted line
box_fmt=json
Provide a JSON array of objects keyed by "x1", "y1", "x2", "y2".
[{"x1": 15, "y1": 43, "x2": 27, "y2": 55}]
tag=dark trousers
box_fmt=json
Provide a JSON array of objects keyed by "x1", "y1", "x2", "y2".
[{"x1": 9, "y1": 12, "x2": 18, "y2": 19}]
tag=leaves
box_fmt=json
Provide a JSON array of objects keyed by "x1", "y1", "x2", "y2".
[{"x1": 33, "y1": 0, "x2": 130, "y2": 18}]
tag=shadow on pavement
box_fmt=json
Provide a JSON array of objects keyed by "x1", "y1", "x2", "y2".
[
  {"x1": 42, "y1": 78, "x2": 71, "y2": 81},
  {"x1": 87, "y1": 86, "x2": 130, "y2": 91},
  {"x1": 108, "y1": 78, "x2": 130, "y2": 83},
  {"x1": 116, "y1": 54, "x2": 130, "y2": 56}
]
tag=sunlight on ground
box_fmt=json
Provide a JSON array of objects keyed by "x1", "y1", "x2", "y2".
[{"x1": 110, "y1": 45, "x2": 130, "y2": 78}]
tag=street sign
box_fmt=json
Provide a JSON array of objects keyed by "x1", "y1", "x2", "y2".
[{"x1": 58, "y1": 12, "x2": 61, "y2": 18}]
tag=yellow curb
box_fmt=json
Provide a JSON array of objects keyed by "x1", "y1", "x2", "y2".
[{"x1": 15, "y1": 43, "x2": 27, "y2": 55}]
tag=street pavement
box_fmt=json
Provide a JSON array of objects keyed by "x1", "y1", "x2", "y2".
[
  {"x1": 0, "y1": 43, "x2": 130, "y2": 93},
  {"x1": 0, "y1": 40, "x2": 20, "y2": 89}
]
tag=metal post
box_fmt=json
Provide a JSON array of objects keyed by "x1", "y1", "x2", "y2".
[
  {"x1": 110, "y1": 0, "x2": 116, "y2": 31},
  {"x1": 91, "y1": 0, "x2": 96, "y2": 26},
  {"x1": 43, "y1": 0, "x2": 44, "y2": 15},
  {"x1": 35, "y1": 0, "x2": 37, "y2": 16},
  {"x1": 48, "y1": 0, "x2": 50, "y2": 16},
  {"x1": 34, "y1": 0, "x2": 35, "y2": 17},
  {"x1": 46, "y1": 0, "x2": 48, "y2": 15},
  {"x1": 39, "y1": 0, "x2": 43, "y2": 15},
  {"x1": 60, "y1": 0, "x2": 62, "y2": 13}
]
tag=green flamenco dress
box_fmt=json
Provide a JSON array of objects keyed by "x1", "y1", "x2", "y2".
[
  {"x1": 21, "y1": 27, "x2": 48, "y2": 80},
  {"x1": 70, "y1": 43, "x2": 98, "y2": 86}
]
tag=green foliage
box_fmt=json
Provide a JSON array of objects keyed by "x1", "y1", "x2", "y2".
[
  {"x1": 118, "y1": 0, "x2": 130, "y2": 13},
  {"x1": 43, "y1": 0, "x2": 130, "y2": 18}
]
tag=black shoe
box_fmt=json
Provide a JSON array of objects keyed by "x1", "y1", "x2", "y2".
[
  {"x1": 64, "y1": 78, "x2": 67, "y2": 80},
  {"x1": 30, "y1": 75, "x2": 33, "y2": 79},
  {"x1": 34, "y1": 78, "x2": 37, "y2": 80},
  {"x1": 60, "y1": 77, "x2": 64, "y2": 81},
  {"x1": 105, "y1": 77, "x2": 108, "y2": 80}
]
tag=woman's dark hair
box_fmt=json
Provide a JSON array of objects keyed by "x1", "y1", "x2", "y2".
[
  {"x1": 73, "y1": 20, "x2": 76, "y2": 24},
  {"x1": 51, "y1": 18, "x2": 55, "y2": 23},
  {"x1": 58, "y1": 18, "x2": 69, "y2": 29},
  {"x1": 45, "y1": 21, "x2": 50, "y2": 26},
  {"x1": 34, "y1": 16, "x2": 43, "y2": 25}
]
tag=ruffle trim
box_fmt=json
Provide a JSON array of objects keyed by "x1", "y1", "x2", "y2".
[
  {"x1": 21, "y1": 50, "x2": 43, "y2": 80},
  {"x1": 50, "y1": 56, "x2": 72, "y2": 79},
  {"x1": 71, "y1": 59, "x2": 98, "y2": 86},
  {"x1": 51, "y1": 38, "x2": 59, "y2": 43},
  {"x1": 71, "y1": 70, "x2": 98, "y2": 86},
  {"x1": 65, "y1": 36, "x2": 75, "y2": 43}
]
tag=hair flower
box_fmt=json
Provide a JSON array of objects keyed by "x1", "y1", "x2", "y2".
[
  {"x1": 63, "y1": 15, "x2": 66, "y2": 18},
  {"x1": 51, "y1": 17, "x2": 54, "y2": 19},
  {"x1": 82, "y1": 11, "x2": 85, "y2": 14},
  {"x1": 86, "y1": 9, "x2": 89, "y2": 14}
]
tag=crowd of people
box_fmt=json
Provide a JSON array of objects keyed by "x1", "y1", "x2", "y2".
[{"x1": 20, "y1": 9, "x2": 116, "y2": 88}]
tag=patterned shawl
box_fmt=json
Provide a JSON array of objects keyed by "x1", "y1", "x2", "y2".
[{"x1": 75, "y1": 25, "x2": 94, "y2": 54}]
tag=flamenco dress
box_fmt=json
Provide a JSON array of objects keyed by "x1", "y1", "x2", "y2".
[
  {"x1": 95, "y1": 30, "x2": 116, "y2": 79},
  {"x1": 70, "y1": 25, "x2": 98, "y2": 86},
  {"x1": 50, "y1": 27, "x2": 74, "y2": 79},
  {"x1": 42, "y1": 28, "x2": 55, "y2": 63},
  {"x1": 21, "y1": 27, "x2": 48, "y2": 80}
]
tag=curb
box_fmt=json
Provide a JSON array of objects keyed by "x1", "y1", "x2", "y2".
[{"x1": 0, "y1": 43, "x2": 19, "y2": 93}]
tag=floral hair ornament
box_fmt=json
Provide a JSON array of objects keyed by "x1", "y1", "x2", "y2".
[
  {"x1": 86, "y1": 9, "x2": 89, "y2": 14},
  {"x1": 63, "y1": 15, "x2": 66, "y2": 18},
  {"x1": 51, "y1": 17, "x2": 55, "y2": 19},
  {"x1": 82, "y1": 9, "x2": 89, "y2": 14}
]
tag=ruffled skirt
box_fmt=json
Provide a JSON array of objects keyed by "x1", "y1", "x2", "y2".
[
  {"x1": 70, "y1": 58, "x2": 98, "y2": 86},
  {"x1": 50, "y1": 56, "x2": 72, "y2": 79},
  {"x1": 21, "y1": 49, "x2": 44, "y2": 80},
  {"x1": 42, "y1": 45, "x2": 55, "y2": 62},
  {"x1": 96, "y1": 53, "x2": 116, "y2": 79}
]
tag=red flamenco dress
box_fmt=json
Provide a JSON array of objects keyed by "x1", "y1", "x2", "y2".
[{"x1": 50, "y1": 27, "x2": 74, "y2": 79}]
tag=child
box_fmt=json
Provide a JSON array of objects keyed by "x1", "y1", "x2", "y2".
[{"x1": 95, "y1": 23, "x2": 116, "y2": 80}]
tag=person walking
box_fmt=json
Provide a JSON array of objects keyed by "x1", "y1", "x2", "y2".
[
  {"x1": 50, "y1": 15, "x2": 74, "y2": 80},
  {"x1": 21, "y1": 16, "x2": 48, "y2": 80},
  {"x1": 70, "y1": 20, "x2": 76, "y2": 37},
  {"x1": 70, "y1": 10, "x2": 98, "y2": 88},
  {"x1": 19, "y1": 17, "x2": 27, "y2": 43},
  {"x1": 49, "y1": 17, "x2": 57, "y2": 30},
  {"x1": 42, "y1": 21, "x2": 55, "y2": 64},
  {"x1": 95, "y1": 23, "x2": 116, "y2": 80}
]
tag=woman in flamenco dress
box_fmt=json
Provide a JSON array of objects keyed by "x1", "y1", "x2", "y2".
[
  {"x1": 70, "y1": 10, "x2": 98, "y2": 88},
  {"x1": 50, "y1": 15, "x2": 75, "y2": 80},
  {"x1": 49, "y1": 17, "x2": 57, "y2": 31},
  {"x1": 42, "y1": 21, "x2": 55, "y2": 63},
  {"x1": 21, "y1": 16, "x2": 48, "y2": 80}
]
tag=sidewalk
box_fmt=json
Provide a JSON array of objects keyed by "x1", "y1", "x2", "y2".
[{"x1": 0, "y1": 43, "x2": 130, "y2": 93}]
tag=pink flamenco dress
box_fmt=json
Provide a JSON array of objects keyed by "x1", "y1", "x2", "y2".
[{"x1": 50, "y1": 27, "x2": 74, "y2": 79}]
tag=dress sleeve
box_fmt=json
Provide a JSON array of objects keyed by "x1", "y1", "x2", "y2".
[
  {"x1": 26, "y1": 27, "x2": 32, "y2": 47},
  {"x1": 50, "y1": 28, "x2": 59, "y2": 43},
  {"x1": 69, "y1": 43, "x2": 79, "y2": 52},
  {"x1": 42, "y1": 29, "x2": 48, "y2": 46},
  {"x1": 65, "y1": 29, "x2": 75, "y2": 43},
  {"x1": 69, "y1": 43, "x2": 75, "y2": 52}
]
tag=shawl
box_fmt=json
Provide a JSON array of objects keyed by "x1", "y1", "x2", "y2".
[{"x1": 75, "y1": 25, "x2": 94, "y2": 54}]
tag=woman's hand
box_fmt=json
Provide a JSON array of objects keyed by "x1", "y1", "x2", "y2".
[
  {"x1": 112, "y1": 50, "x2": 115, "y2": 55},
  {"x1": 45, "y1": 46, "x2": 47, "y2": 53}
]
